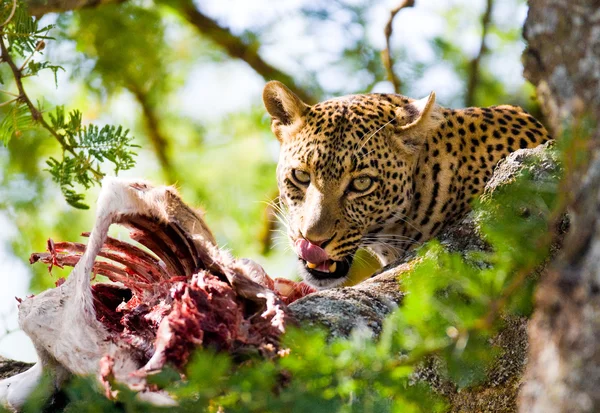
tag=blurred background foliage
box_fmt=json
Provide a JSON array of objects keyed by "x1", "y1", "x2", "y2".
[{"x1": 0, "y1": 0, "x2": 539, "y2": 363}]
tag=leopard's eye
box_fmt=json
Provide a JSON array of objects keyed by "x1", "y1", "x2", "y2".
[
  {"x1": 350, "y1": 176, "x2": 374, "y2": 193},
  {"x1": 291, "y1": 169, "x2": 311, "y2": 186}
]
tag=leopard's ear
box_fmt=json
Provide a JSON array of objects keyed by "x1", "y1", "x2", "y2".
[
  {"x1": 392, "y1": 92, "x2": 440, "y2": 154},
  {"x1": 263, "y1": 81, "x2": 309, "y2": 141}
]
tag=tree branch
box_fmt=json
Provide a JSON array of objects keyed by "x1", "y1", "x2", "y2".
[
  {"x1": 381, "y1": 0, "x2": 415, "y2": 94},
  {"x1": 24, "y1": 0, "x2": 318, "y2": 103},
  {"x1": 1, "y1": 0, "x2": 17, "y2": 27},
  {"x1": 129, "y1": 85, "x2": 177, "y2": 184},
  {"x1": 465, "y1": 0, "x2": 494, "y2": 107},
  {"x1": 167, "y1": 0, "x2": 317, "y2": 104},
  {"x1": 25, "y1": 0, "x2": 125, "y2": 17},
  {"x1": 0, "y1": 32, "x2": 104, "y2": 180}
]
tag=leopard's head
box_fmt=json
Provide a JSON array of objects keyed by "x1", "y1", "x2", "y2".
[{"x1": 263, "y1": 81, "x2": 440, "y2": 288}]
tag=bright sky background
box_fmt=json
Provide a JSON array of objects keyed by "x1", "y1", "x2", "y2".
[{"x1": 0, "y1": 0, "x2": 528, "y2": 362}]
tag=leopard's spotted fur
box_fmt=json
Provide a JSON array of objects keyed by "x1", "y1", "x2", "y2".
[{"x1": 263, "y1": 81, "x2": 550, "y2": 288}]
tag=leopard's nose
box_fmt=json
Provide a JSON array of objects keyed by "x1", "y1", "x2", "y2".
[{"x1": 302, "y1": 237, "x2": 324, "y2": 247}]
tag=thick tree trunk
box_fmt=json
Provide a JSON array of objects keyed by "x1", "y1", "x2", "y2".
[{"x1": 519, "y1": 1, "x2": 600, "y2": 412}]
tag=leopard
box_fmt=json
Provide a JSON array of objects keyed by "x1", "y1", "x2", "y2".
[{"x1": 263, "y1": 80, "x2": 550, "y2": 289}]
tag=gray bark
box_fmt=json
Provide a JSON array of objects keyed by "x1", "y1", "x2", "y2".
[{"x1": 519, "y1": 1, "x2": 600, "y2": 412}]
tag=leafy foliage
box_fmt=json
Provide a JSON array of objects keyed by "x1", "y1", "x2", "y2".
[
  {"x1": 70, "y1": 3, "x2": 168, "y2": 96},
  {"x1": 0, "y1": 0, "x2": 138, "y2": 208},
  {"x1": 0, "y1": 102, "x2": 34, "y2": 144},
  {"x1": 1, "y1": 2, "x2": 54, "y2": 58},
  {"x1": 44, "y1": 107, "x2": 138, "y2": 208}
]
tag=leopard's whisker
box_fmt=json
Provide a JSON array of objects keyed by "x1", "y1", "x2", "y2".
[
  {"x1": 387, "y1": 212, "x2": 424, "y2": 236},
  {"x1": 363, "y1": 234, "x2": 420, "y2": 242},
  {"x1": 363, "y1": 241, "x2": 409, "y2": 262},
  {"x1": 261, "y1": 198, "x2": 292, "y2": 229},
  {"x1": 356, "y1": 117, "x2": 397, "y2": 155}
]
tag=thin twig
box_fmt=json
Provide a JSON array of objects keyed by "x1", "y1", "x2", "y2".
[
  {"x1": 381, "y1": 0, "x2": 415, "y2": 94},
  {"x1": 0, "y1": 88, "x2": 18, "y2": 97},
  {"x1": 0, "y1": 32, "x2": 104, "y2": 180},
  {"x1": 465, "y1": 0, "x2": 494, "y2": 107},
  {"x1": 0, "y1": 96, "x2": 17, "y2": 106},
  {"x1": 0, "y1": 0, "x2": 17, "y2": 27},
  {"x1": 18, "y1": 38, "x2": 46, "y2": 72}
]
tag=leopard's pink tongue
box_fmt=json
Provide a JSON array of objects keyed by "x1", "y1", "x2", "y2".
[{"x1": 294, "y1": 239, "x2": 329, "y2": 264}]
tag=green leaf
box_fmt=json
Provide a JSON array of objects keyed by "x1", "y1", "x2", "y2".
[
  {"x1": 42, "y1": 106, "x2": 139, "y2": 208},
  {"x1": 25, "y1": 60, "x2": 65, "y2": 86},
  {"x1": 0, "y1": 102, "x2": 35, "y2": 145},
  {"x1": 4, "y1": 3, "x2": 55, "y2": 58}
]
